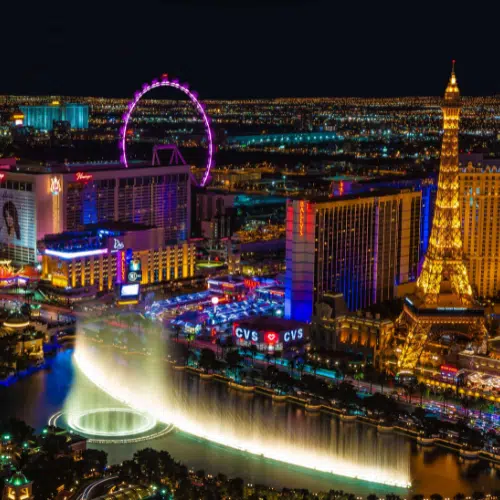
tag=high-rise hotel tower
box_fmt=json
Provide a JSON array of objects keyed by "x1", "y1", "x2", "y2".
[{"x1": 285, "y1": 189, "x2": 421, "y2": 322}]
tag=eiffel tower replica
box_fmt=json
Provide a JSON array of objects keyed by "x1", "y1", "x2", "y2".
[{"x1": 396, "y1": 63, "x2": 487, "y2": 374}]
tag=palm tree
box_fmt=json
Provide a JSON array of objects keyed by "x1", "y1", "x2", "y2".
[
  {"x1": 354, "y1": 371, "x2": 364, "y2": 390},
  {"x1": 265, "y1": 352, "x2": 272, "y2": 366},
  {"x1": 476, "y1": 396, "x2": 488, "y2": 420},
  {"x1": 249, "y1": 344, "x2": 258, "y2": 367},
  {"x1": 460, "y1": 395, "x2": 472, "y2": 418},
  {"x1": 405, "y1": 384, "x2": 416, "y2": 404},
  {"x1": 173, "y1": 324, "x2": 182, "y2": 343},
  {"x1": 288, "y1": 357, "x2": 296, "y2": 379},
  {"x1": 418, "y1": 382, "x2": 427, "y2": 406},
  {"x1": 378, "y1": 371, "x2": 387, "y2": 394},
  {"x1": 309, "y1": 359, "x2": 319, "y2": 378},
  {"x1": 440, "y1": 388, "x2": 454, "y2": 414},
  {"x1": 273, "y1": 350, "x2": 282, "y2": 366},
  {"x1": 297, "y1": 361, "x2": 306, "y2": 380}
]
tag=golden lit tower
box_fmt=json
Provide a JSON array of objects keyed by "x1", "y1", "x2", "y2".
[
  {"x1": 394, "y1": 63, "x2": 487, "y2": 373},
  {"x1": 416, "y1": 61, "x2": 472, "y2": 304}
]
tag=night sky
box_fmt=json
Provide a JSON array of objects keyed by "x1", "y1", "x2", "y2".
[{"x1": 2, "y1": 0, "x2": 498, "y2": 98}]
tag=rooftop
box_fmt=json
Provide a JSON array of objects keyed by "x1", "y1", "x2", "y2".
[
  {"x1": 291, "y1": 187, "x2": 418, "y2": 204},
  {"x1": 2, "y1": 160, "x2": 188, "y2": 175},
  {"x1": 235, "y1": 315, "x2": 305, "y2": 331}
]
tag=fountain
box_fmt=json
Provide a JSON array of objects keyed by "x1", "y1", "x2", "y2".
[{"x1": 60, "y1": 315, "x2": 411, "y2": 488}]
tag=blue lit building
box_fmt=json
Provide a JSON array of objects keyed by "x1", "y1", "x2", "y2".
[
  {"x1": 63, "y1": 104, "x2": 89, "y2": 130},
  {"x1": 20, "y1": 102, "x2": 89, "y2": 131},
  {"x1": 331, "y1": 176, "x2": 437, "y2": 257},
  {"x1": 285, "y1": 189, "x2": 422, "y2": 322}
]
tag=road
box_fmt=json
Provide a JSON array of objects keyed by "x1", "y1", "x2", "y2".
[{"x1": 76, "y1": 475, "x2": 118, "y2": 500}]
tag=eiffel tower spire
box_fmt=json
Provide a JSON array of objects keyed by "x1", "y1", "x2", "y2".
[
  {"x1": 415, "y1": 61, "x2": 473, "y2": 305},
  {"x1": 384, "y1": 63, "x2": 488, "y2": 374}
]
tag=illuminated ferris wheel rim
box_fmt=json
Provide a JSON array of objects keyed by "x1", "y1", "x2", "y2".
[{"x1": 119, "y1": 76, "x2": 214, "y2": 187}]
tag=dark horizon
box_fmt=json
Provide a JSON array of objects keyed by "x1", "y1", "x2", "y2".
[{"x1": 2, "y1": 0, "x2": 499, "y2": 99}]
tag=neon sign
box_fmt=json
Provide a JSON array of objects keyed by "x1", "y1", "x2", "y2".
[
  {"x1": 50, "y1": 176, "x2": 61, "y2": 195},
  {"x1": 264, "y1": 332, "x2": 278, "y2": 345},
  {"x1": 113, "y1": 238, "x2": 124, "y2": 250},
  {"x1": 234, "y1": 326, "x2": 258, "y2": 342},
  {"x1": 299, "y1": 201, "x2": 305, "y2": 236},
  {"x1": 45, "y1": 248, "x2": 108, "y2": 260},
  {"x1": 121, "y1": 251, "x2": 125, "y2": 282},
  {"x1": 283, "y1": 328, "x2": 304, "y2": 343},
  {"x1": 76, "y1": 172, "x2": 93, "y2": 182},
  {"x1": 0, "y1": 174, "x2": 5, "y2": 182}
]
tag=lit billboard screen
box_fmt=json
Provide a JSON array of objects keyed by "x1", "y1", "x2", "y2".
[
  {"x1": 120, "y1": 283, "x2": 140, "y2": 297},
  {"x1": 0, "y1": 185, "x2": 36, "y2": 264}
]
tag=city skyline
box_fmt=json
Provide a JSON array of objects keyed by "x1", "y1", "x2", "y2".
[{"x1": 0, "y1": 9, "x2": 499, "y2": 494}]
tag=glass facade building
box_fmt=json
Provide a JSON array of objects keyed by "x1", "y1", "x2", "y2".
[
  {"x1": 285, "y1": 190, "x2": 422, "y2": 322},
  {"x1": 20, "y1": 103, "x2": 89, "y2": 130}
]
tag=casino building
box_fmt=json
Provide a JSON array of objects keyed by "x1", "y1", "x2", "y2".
[
  {"x1": 285, "y1": 189, "x2": 422, "y2": 322},
  {"x1": 40, "y1": 223, "x2": 196, "y2": 300},
  {"x1": 0, "y1": 159, "x2": 191, "y2": 265}
]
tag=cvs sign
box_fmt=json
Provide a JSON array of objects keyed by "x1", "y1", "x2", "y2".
[
  {"x1": 283, "y1": 328, "x2": 304, "y2": 343},
  {"x1": 234, "y1": 327, "x2": 259, "y2": 343}
]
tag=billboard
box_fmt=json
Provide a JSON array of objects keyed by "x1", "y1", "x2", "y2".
[
  {"x1": 0, "y1": 185, "x2": 36, "y2": 264},
  {"x1": 127, "y1": 259, "x2": 142, "y2": 283},
  {"x1": 120, "y1": 283, "x2": 140, "y2": 297}
]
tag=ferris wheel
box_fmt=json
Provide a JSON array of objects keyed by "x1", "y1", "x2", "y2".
[{"x1": 118, "y1": 75, "x2": 214, "y2": 187}]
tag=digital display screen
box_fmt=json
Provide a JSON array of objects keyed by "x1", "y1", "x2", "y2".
[
  {"x1": 120, "y1": 284, "x2": 140, "y2": 297},
  {"x1": 0, "y1": 187, "x2": 36, "y2": 263}
]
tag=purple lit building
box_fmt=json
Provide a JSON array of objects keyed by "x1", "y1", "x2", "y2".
[{"x1": 0, "y1": 160, "x2": 191, "y2": 264}]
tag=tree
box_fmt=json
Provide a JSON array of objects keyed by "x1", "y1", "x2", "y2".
[
  {"x1": 134, "y1": 448, "x2": 161, "y2": 482},
  {"x1": 309, "y1": 359, "x2": 319, "y2": 378},
  {"x1": 378, "y1": 372, "x2": 387, "y2": 394},
  {"x1": 297, "y1": 361, "x2": 306, "y2": 380},
  {"x1": 249, "y1": 369, "x2": 260, "y2": 385},
  {"x1": 354, "y1": 371, "x2": 364, "y2": 390},
  {"x1": 265, "y1": 352, "x2": 272, "y2": 366},
  {"x1": 460, "y1": 395, "x2": 472, "y2": 418},
  {"x1": 276, "y1": 371, "x2": 293, "y2": 394},
  {"x1": 405, "y1": 383, "x2": 416, "y2": 404},
  {"x1": 225, "y1": 350, "x2": 243, "y2": 378},
  {"x1": 413, "y1": 406, "x2": 426, "y2": 423},
  {"x1": 264, "y1": 365, "x2": 279, "y2": 388},
  {"x1": 273, "y1": 350, "x2": 282, "y2": 366},
  {"x1": 199, "y1": 348, "x2": 216, "y2": 373},
  {"x1": 228, "y1": 477, "x2": 244, "y2": 498},
  {"x1": 249, "y1": 344, "x2": 258, "y2": 366},
  {"x1": 417, "y1": 382, "x2": 427, "y2": 406},
  {"x1": 0, "y1": 418, "x2": 35, "y2": 443},
  {"x1": 82, "y1": 449, "x2": 108, "y2": 475},
  {"x1": 476, "y1": 396, "x2": 488, "y2": 419},
  {"x1": 440, "y1": 388, "x2": 454, "y2": 414}
]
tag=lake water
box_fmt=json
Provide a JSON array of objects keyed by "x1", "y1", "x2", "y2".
[{"x1": 1, "y1": 349, "x2": 499, "y2": 497}]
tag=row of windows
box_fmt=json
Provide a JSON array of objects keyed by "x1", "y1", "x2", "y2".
[{"x1": 1, "y1": 181, "x2": 33, "y2": 191}]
